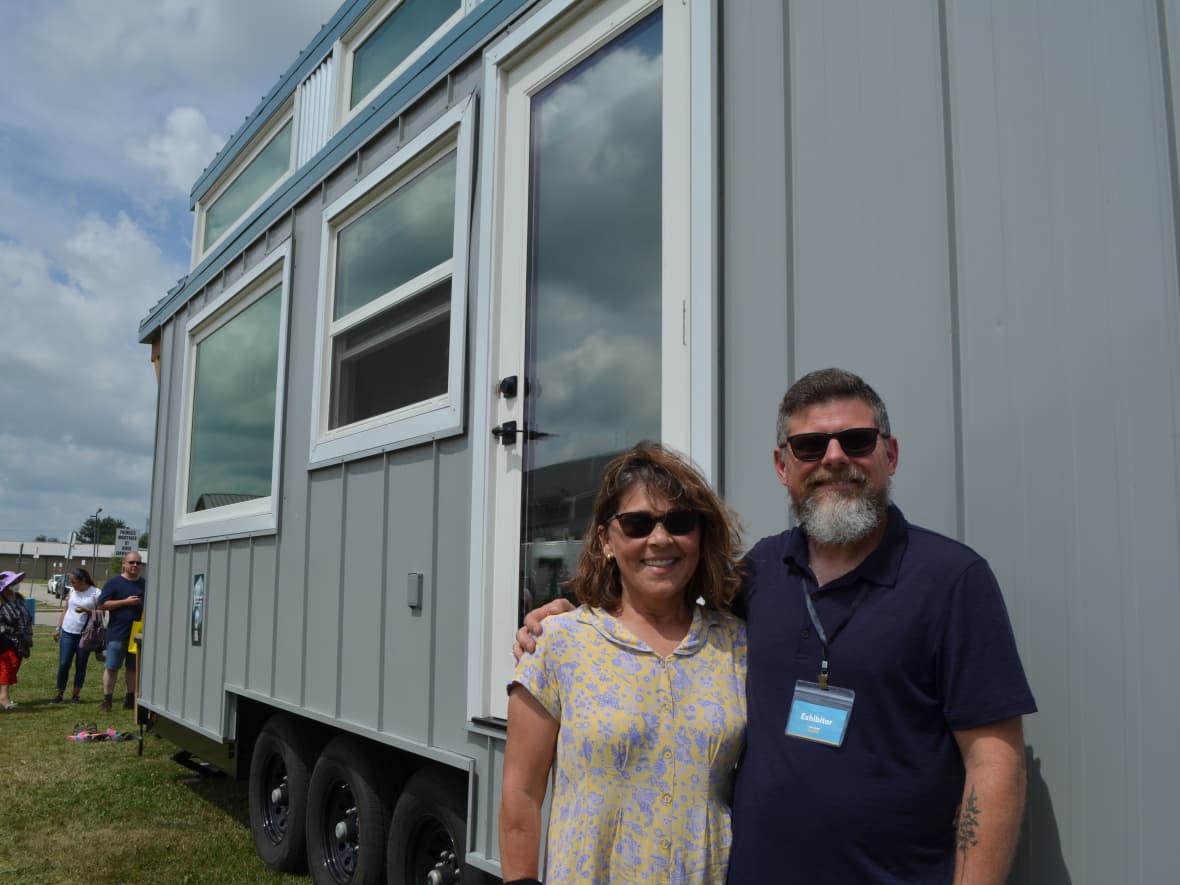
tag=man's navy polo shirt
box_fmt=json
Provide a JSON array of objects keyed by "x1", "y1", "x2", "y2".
[
  {"x1": 99, "y1": 575, "x2": 146, "y2": 644},
  {"x1": 728, "y1": 506, "x2": 1036, "y2": 884}
]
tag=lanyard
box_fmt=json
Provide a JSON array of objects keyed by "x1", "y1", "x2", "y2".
[{"x1": 802, "y1": 578, "x2": 871, "y2": 690}]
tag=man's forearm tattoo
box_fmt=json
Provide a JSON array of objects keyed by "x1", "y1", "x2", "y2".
[{"x1": 954, "y1": 785, "x2": 981, "y2": 882}]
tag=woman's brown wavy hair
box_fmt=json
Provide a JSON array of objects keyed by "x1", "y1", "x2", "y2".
[{"x1": 568, "y1": 441, "x2": 744, "y2": 612}]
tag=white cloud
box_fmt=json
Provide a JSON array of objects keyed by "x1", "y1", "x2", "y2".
[{"x1": 127, "y1": 107, "x2": 225, "y2": 195}]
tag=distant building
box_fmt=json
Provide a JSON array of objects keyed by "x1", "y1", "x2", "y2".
[{"x1": 0, "y1": 540, "x2": 147, "y2": 585}]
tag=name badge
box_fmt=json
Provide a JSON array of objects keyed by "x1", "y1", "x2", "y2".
[{"x1": 785, "y1": 680, "x2": 855, "y2": 746}]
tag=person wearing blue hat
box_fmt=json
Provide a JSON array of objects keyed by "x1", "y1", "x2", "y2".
[{"x1": 0, "y1": 570, "x2": 34, "y2": 710}]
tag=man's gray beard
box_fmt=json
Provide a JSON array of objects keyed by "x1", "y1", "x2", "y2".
[{"x1": 793, "y1": 481, "x2": 890, "y2": 546}]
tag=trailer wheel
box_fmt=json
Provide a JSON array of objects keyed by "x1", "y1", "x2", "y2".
[
  {"x1": 385, "y1": 767, "x2": 470, "y2": 885},
  {"x1": 306, "y1": 737, "x2": 390, "y2": 885},
  {"x1": 248, "y1": 715, "x2": 313, "y2": 873}
]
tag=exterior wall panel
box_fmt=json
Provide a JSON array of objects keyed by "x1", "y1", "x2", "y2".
[
  {"x1": 426, "y1": 437, "x2": 474, "y2": 748},
  {"x1": 304, "y1": 468, "x2": 345, "y2": 714},
  {"x1": 719, "y1": 0, "x2": 790, "y2": 538},
  {"x1": 339, "y1": 458, "x2": 390, "y2": 730},
  {"x1": 200, "y1": 544, "x2": 230, "y2": 725},
  {"x1": 223, "y1": 538, "x2": 252, "y2": 688},
  {"x1": 947, "y1": 2, "x2": 1180, "y2": 882},
  {"x1": 246, "y1": 535, "x2": 278, "y2": 694},
  {"x1": 168, "y1": 546, "x2": 192, "y2": 716},
  {"x1": 377, "y1": 446, "x2": 438, "y2": 744},
  {"x1": 788, "y1": 0, "x2": 958, "y2": 533},
  {"x1": 723, "y1": 2, "x2": 1180, "y2": 882}
]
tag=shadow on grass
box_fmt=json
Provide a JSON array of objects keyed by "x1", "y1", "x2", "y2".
[{"x1": 169, "y1": 764, "x2": 252, "y2": 830}]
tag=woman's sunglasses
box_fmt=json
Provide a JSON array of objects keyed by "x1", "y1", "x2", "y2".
[
  {"x1": 783, "y1": 427, "x2": 885, "y2": 462},
  {"x1": 608, "y1": 509, "x2": 701, "y2": 539}
]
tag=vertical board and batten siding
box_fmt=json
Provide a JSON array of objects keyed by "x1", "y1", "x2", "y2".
[
  {"x1": 141, "y1": 52, "x2": 485, "y2": 767},
  {"x1": 722, "y1": 2, "x2": 1180, "y2": 883}
]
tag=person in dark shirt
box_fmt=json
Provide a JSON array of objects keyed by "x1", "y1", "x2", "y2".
[{"x1": 97, "y1": 552, "x2": 145, "y2": 713}]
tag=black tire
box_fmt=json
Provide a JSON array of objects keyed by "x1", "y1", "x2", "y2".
[
  {"x1": 385, "y1": 767, "x2": 473, "y2": 885},
  {"x1": 306, "y1": 736, "x2": 391, "y2": 885},
  {"x1": 248, "y1": 715, "x2": 314, "y2": 873}
]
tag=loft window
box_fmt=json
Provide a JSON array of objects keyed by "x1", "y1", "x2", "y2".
[
  {"x1": 198, "y1": 111, "x2": 294, "y2": 258},
  {"x1": 345, "y1": 0, "x2": 462, "y2": 114}
]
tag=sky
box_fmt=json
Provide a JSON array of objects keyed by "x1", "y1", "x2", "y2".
[{"x1": 0, "y1": 0, "x2": 342, "y2": 542}]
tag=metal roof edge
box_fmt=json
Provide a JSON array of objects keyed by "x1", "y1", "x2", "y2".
[
  {"x1": 140, "y1": 0, "x2": 527, "y2": 344},
  {"x1": 187, "y1": 0, "x2": 372, "y2": 207}
]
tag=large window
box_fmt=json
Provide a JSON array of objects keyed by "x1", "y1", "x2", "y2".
[
  {"x1": 175, "y1": 246, "x2": 291, "y2": 542},
  {"x1": 342, "y1": 0, "x2": 463, "y2": 119},
  {"x1": 194, "y1": 106, "x2": 293, "y2": 259},
  {"x1": 309, "y1": 97, "x2": 474, "y2": 466}
]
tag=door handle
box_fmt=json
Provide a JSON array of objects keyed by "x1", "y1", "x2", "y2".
[{"x1": 491, "y1": 421, "x2": 518, "y2": 445}]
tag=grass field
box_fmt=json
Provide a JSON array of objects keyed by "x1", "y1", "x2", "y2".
[{"x1": 1, "y1": 624, "x2": 303, "y2": 884}]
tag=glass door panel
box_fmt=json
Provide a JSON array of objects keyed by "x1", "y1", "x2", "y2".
[{"x1": 517, "y1": 10, "x2": 663, "y2": 618}]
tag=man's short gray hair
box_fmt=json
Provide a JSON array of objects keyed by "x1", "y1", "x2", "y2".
[{"x1": 775, "y1": 368, "x2": 891, "y2": 445}]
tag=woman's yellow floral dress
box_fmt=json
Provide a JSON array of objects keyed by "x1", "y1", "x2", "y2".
[{"x1": 512, "y1": 604, "x2": 748, "y2": 884}]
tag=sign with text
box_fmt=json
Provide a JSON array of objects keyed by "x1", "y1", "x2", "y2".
[{"x1": 114, "y1": 527, "x2": 139, "y2": 555}]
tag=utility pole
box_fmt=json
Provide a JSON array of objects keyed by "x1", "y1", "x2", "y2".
[{"x1": 92, "y1": 507, "x2": 103, "y2": 564}]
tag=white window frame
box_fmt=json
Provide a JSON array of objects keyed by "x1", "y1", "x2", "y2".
[
  {"x1": 465, "y1": 0, "x2": 719, "y2": 721},
  {"x1": 173, "y1": 243, "x2": 292, "y2": 543},
  {"x1": 308, "y1": 95, "x2": 475, "y2": 467},
  {"x1": 335, "y1": 0, "x2": 468, "y2": 128},
  {"x1": 193, "y1": 101, "x2": 296, "y2": 267}
]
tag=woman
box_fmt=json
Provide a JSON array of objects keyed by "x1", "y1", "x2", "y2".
[
  {"x1": 52, "y1": 568, "x2": 102, "y2": 704},
  {"x1": 0, "y1": 570, "x2": 34, "y2": 710},
  {"x1": 499, "y1": 442, "x2": 747, "y2": 885}
]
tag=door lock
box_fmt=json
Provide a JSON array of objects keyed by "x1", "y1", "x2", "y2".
[{"x1": 491, "y1": 421, "x2": 518, "y2": 445}]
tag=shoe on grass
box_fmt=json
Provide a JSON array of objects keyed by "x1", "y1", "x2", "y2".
[{"x1": 51, "y1": 695, "x2": 64, "y2": 704}]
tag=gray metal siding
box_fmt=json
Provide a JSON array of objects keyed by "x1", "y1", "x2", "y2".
[
  {"x1": 722, "y1": 2, "x2": 1180, "y2": 883},
  {"x1": 223, "y1": 538, "x2": 252, "y2": 688},
  {"x1": 246, "y1": 536, "x2": 278, "y2": 694},
  {"x1": 377, "y1": 447, "x2": 437, "y2": 741},
  {"x1": 143, "y1": 51, "x2": 484, "y2": 762}
]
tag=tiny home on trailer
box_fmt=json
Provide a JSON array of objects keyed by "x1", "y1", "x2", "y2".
[{"x1": 138, "y1": 0, "x2": 1180, "y2": 883}]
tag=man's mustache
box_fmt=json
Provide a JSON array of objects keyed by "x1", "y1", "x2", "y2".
[{"x1": 804, "y1": 466, "x2": 868, "y2": 493}]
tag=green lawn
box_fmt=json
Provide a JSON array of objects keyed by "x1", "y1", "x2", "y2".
[{"x1": 0, "y1": 625, "x2": 303, "y2": 884}]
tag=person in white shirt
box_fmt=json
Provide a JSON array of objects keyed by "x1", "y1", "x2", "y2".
[{"x1": 52, "y1": 568, "x2": 102, "y2": 704}]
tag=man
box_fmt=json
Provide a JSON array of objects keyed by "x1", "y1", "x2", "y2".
[
  {"x1": 98, "y1": 552, "x2": 145, "y2": 713},
  {"x1": 517, "y1": 368, "x2": 1035, "y2": 883}
]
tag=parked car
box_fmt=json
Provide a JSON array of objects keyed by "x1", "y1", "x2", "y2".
[{"x1": 47, "y1": 574, "x2": 67, "y2": 599}]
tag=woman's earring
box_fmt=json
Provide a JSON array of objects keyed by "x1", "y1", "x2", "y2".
[{"x1": 605, "y1": 553, "x2": 614, "y2": 563}]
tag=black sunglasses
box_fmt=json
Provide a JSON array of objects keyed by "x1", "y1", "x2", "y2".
[
  {"x1": 783, "y1": 427, "x2": 885, "y2": 462},
  {"x1": 608, "y1": 509, "x2": 701, "y2": 539}
]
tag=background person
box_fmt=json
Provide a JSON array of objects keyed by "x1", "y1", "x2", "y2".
[
  {"x1": 0, "y1": 571, "x2": 34, "y2": 710},
  {"x1": 499, "y1": 442, "x2": 747, "y2": 885},
  {"x1": 52, "y1": 567, "x2": 102, "y2": 704},
  {"x1": 98, "y1": 553, "x2": 145, "y2": 713}
]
